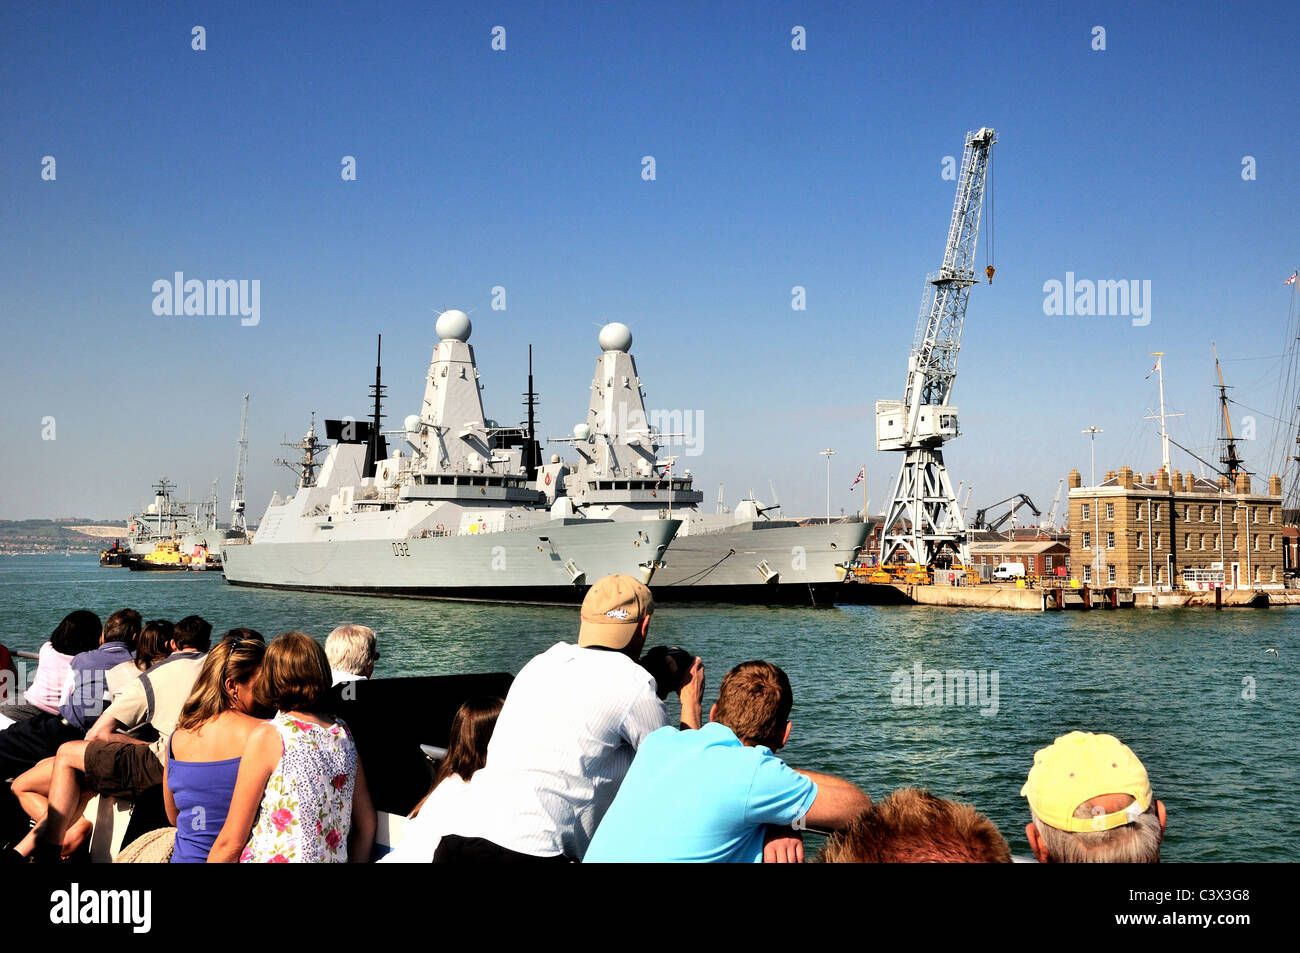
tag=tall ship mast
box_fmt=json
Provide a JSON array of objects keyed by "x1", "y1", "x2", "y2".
[
  {"x1": 1214, "y1": 347, "x2": 1246, "y2": 482},
  {"x1": 221, "y1": 310, "x2": 681, "y2": 602}
]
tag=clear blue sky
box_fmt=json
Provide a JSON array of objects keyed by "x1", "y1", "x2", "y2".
[{"x1": 2, "y1": 0, "x2": 1297, "y2": 521}]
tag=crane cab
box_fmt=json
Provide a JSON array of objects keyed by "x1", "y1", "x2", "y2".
[{"x1": 875, "y1": 400, "x2": 960, "y2": 451}]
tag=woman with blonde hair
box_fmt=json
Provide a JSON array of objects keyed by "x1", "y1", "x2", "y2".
[
  {"x1": 208, "y1": 631, "x2": 374, "y2": 863},
  {"x1": 163, "y1": 629, "x2": 268, "y2": 863}
]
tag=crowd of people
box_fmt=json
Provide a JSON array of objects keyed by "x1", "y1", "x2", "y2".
[{"x1": 0, "y1": 574, "x2": 1168, "y2": 863}]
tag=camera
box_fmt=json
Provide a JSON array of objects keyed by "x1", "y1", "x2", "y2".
[{"x1": 639, "y1": 645, "x2": 695, "y2": 700}]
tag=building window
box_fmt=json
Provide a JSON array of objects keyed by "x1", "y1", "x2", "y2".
[
  {"x1": 1154, "y1": 533, "x2": 1162, "y2": 549},
  {"x1": 1254, "y1": 507, "x2": 1260, "y2": 523},
  {"x1": 1212, "y1": 506, "x2": 1219, "y2": 521},
  {"x1": 1082, "y1": 531, "x2": 1091, "y2": 549},
  {"x1": 1254, "y1": 535, "x2": 1260, "y2": 551},
  {"x1": 1136, "y1": 531, "x2": 1144, "y2": 550},
  {"x1": 1232, "y1": 534, "x2": 1238, "y2": 551},
  {"x1": 1214, "y1": 534, "x2": 1220, "y2": 549},
  {"x1": 1135, "y1": 501, "x2": 1144, "y2": 520},
  {"x1": 1183, "y1": 505, "x2": 1191, "y2": 521},
  {"x1": 1105, "y1": 503, "x2": 1114, "y2": 520},
  {"x1": 1083, "y1": 566, "x2": 1092, "y2": 583},
  {"x1": 1153, "y1": 504, "x2": 1161, "y2": 521},
  {"x1": 1107, "y1": 532, "x2": 1115, "y2": 549},
  {"x1": 1156, "y1": 566, "x2": 1163, "y2": 583},
  {"x1": 1136, "y1": 566, "x2": 1144, "y2": 584},
  {"x1": 1270, "y1": 507, "x2": 1276, "y2": 524},
  {"x1": 1108, "y1": 566, "x2": 1116, "y2": 583},
  {"x1": 1271, "y1": 535, "x2": 1276, "y2": 551},
  {"x1": 1200, "y1": 534, "x2": 1208, "y2": 550},
  {"x1": 1045, "y1": 555, "x2": 1053, "y2": 570},
  {"x1": 1081, "y1": 503, "x2": 1090, "y2": 520},
  {"x1": 1184, "y1": 533, "x2": 1191, "y2": 550}
]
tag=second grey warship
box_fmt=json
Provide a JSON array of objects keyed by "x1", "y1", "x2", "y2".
[{"x1": 536, "y1": 323, "x2": 867, "y2": 604}]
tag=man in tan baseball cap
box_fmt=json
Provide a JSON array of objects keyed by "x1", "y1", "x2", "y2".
[
  {"x1": 577, "y1": 573, "x2": 656, "y2": 652},
  {"x1": 431, "y1": 575, "x2": 704, "y2": 863}
]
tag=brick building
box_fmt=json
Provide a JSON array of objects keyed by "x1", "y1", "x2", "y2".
[
  {"x1": 967, "y1": 539, "x2": 1070, "y2": 578},
  {"x1": 1067, "y1": 466, "x2": 1286, "y2": 591}
]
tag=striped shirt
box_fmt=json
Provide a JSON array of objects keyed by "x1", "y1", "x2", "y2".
[{"x1": 441, "y1": 642, "x2": 669, "y2": 859}]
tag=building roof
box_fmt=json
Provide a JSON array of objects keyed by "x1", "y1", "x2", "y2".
[{"x1": 968, "y1": 540, "x2": 1068, "y2": 555}]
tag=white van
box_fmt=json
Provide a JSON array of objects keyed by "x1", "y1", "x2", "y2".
[{"x1": 993, "y1": 562, "x2": 1026, "y2": 581}]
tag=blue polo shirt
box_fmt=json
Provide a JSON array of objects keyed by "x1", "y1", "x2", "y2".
[
  {"x1": 584, "y1": 722, "x2": 817, "y2": 863},
  {"x1": 59, "y1": 641, "x2": 134, "y2": 730}
]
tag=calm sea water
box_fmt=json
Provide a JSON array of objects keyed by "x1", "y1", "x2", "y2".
[{"x1": 2, "y1": 554, "x2": 1295, "y2": 862}]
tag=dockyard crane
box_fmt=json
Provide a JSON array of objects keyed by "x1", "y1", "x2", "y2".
[
  {"x1": 231, "y1": 394, "x2": 249, "y2": 536},
  {"x1": 972, "y1": 493, "x2": 1039, "y2": 533},
  {"x1": 877, "y1": 128, "x2": 997, "y2": 566},
  {"x1": 1041, "y1": 478, "x2": 1065, "y2": 533}
]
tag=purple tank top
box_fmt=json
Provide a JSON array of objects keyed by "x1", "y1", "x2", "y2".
[{"x1": 167, "y1": 735, "x2": 242, "y2": 863}]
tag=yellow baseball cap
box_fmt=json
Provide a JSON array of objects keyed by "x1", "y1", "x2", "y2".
[
  {"x1": 578, "y1": 574, "x2": 654, "y2": 650},
  {"x1": 1020, "y1": 731, "x2": 1153, "y2": 832}
]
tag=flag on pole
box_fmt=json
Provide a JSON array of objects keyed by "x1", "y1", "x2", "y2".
[
  {"x1": 1286, "y1": 270, "x2": 1298, "y2": 286},
  {"x1": 656, "y1": 462, "x2": 672, "y2": 488},
  {"x1": 849, "y1": 466, "x2": 865, "y2": 490},
  {"x1": 1144, "y1": 357, "x2": 1160, "y2": 380}
]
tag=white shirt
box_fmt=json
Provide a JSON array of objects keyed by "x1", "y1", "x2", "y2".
[
  {"x1": 378, "y1": 775, "x2": 470, "y2": 863},
  {"x1": 440, "y1": 642, "x2": 669, "y2": 860}
]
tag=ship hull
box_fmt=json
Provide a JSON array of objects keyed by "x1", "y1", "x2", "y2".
[
  {"x1": 221, "y1": 518, "x2": 679, "y2": 605},
  {"x1": 126, "y1": 558, "x2": 191, "y2": 572},
  {"x1": 637, "y1": 520, "x2": 866, "y2": 606}
]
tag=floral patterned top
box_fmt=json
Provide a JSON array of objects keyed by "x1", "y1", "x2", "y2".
[{"x1": 240, "y1": 712, "x2": 358, "y2": 863}]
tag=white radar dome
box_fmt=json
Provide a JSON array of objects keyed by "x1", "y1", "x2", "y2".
[
  {"x1": 573, "y1": 423, "x2": 591, "y2": 441},
  {"x1": 404, "y1": 414, "x2": 421, "y2": 434},
  {"x1": 598, "y1": 322, "x2": 632, "y2": 353},
  {"x1": 436, "y1": 309, "x2": 472, "y2": 342}
]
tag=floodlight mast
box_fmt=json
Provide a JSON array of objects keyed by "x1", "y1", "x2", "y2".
[{"x1": 877, "y1": 127, "x2": 997, "y2": 567}]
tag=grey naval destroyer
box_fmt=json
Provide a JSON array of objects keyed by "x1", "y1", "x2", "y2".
[
  {"x1": 534, "y1": 323, "x2": 867, "y2": 605},
  {"x1": 221, "y1": 311, "x2": 679, "y2": 603}
]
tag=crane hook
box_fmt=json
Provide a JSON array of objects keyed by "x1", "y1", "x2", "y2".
[{"x1": 985, "y1": 265, "x2": 995, "y2": 284}]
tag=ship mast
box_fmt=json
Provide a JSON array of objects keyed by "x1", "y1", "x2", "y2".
[
  {"x1": 1214, "y1": 347, "x2": 1245, "y2": 482},
  {"x1": 1144, "y1": 353, "x2": 1182, "y2": 473},
  {"x1": 522, "y1": 344, "x2": 540, "y2": 480},
  {"x1": 365, "y1": 335, "x2": 386, "y2": 479},
  {"x1": 275, "y1": 413, "x2": 324, "y2": 489}
]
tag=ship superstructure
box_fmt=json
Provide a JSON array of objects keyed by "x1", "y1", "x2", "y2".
[{"x1": 221, "y1": 311, "x2": 679, "y2": 602}]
